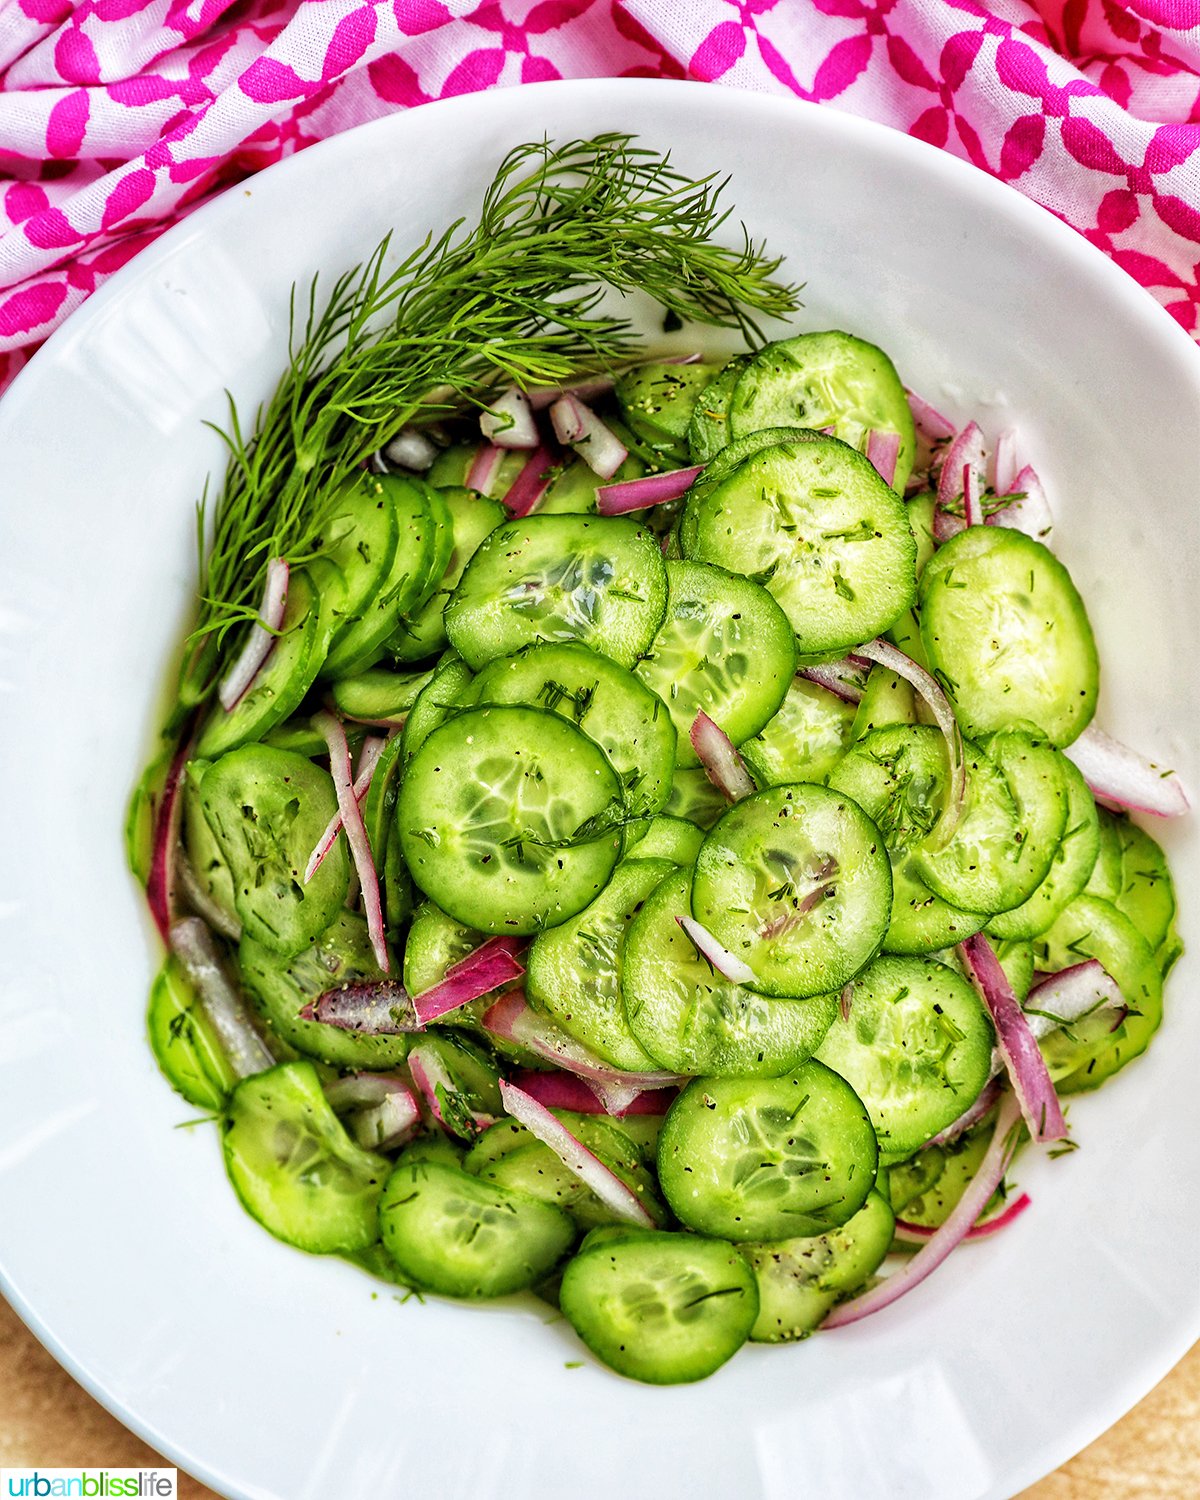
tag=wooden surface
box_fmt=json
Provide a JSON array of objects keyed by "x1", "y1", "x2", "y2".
[{"x1": 1, "y1": 1293, "x2": 1197, "y2": 1498}]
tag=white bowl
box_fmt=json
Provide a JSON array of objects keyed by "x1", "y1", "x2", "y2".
[{"x1": 1, "y1": 78, "x2": 1197, "y2": 1500}]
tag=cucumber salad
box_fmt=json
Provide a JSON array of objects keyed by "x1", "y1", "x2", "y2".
[{"x1": 129, "y1": 136, "x2": 1189, "y2": 1385}]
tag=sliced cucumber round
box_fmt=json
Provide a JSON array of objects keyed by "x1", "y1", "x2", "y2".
[
  {"x1": 199, "y1": 745, "x2": 349, "y2": 957},
  {"x1": 634, "y1": 560, "x2": 796, "y2": 768},
  {"x1": 682, "y1": 435, "x2": 917, "y2": 655},
  {"x1": 691, "y1": 784, "x2": 892, "y2": 998},
  {"x1": 147, "y1": 956, "x2": 239, "y2": 1110},
  {"x1": 624, "y1": 815, "x2": 705, "y2": 866},
  {"x1": 445, "y1": 514, "x2": 668, "y2": 671},
  {"x1": 467, "y1": 641, "x2": 676, "y2": 818},
  {"x1": 686, "y1": 355, "x2": 751, "y2": 464},
  {"x1": 621, "y1": 866, "x2": 838, "y2": 1076},
  {"x1": 379, "y1": 1156, "x2": 574, "y2": 1298},
  {"x1": 559, "y1": 1231, "x2": 758, "y2": 1384},
  {"x1": 223, "y1": 1061, "x2": 388, "y2": 1254},
  {"x1": 657, "y1": 1065, "x2": 878, "y2": 1240},
  {"x1": 727, "y1": 332, "x2": 916, "y2": 493},
  {"x1": 397, "y1": 705, "x2": 625, "y2": 935},
  {"x1": 739, "y1": 676, "x2": 857, "y2": 788},
  {"x1": 526, "y1": 857, "x2": 673, "y2": 1072},
  {"x1": 919, "y1": 526, "x2": 1099, "y2": 746},
  {"x1": 815, "y1": 955, "x2": 994, "y2": 1155}
]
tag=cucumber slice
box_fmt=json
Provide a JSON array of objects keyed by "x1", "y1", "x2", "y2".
[
  {"x1": 918, "y1": 526, "x2": 1099, "y2": 746},
  {"x1": 360, "y1": 731, "x2": 406, "y2": 865},
  {"x1": 1084, "y1": 808, "x2": 1125, "y2": 902},
  {"x1": 223, "y1": 1061, "x2": 388, "y2": 1254},
  {"x1": 403, "y1": 900, "x2": 482, "y2": 997},
  {"x1": 616, "y1": 361, "x2": 724, "y2": 449},
  {"x1": 378, "y1": 1158, "x2": 574, "y2": 1298},
  {"x1": 657, "y1": 1065, "x2": 878, "y2": 1240},
  {"x1": 559, "y1": 1231, "x2": 758, "y2": 1384},
  {"x1": 887, "y1": 1146, "x2": 946, "y2": 1214},
  {"x1": 399, "y1": 653, "x2": 474, "y2": 765},
  {"x1": 664, "y1": 766, "x2": 729, "y2": 829},
  {"x1": 199, "y1": 745, "x2": 350, "y2": 957},
  {"x1": 851, "y1": 666, "x2": 917, "y2": 739},
  {"x1": 466, "y1": 641, "x2": 676, "y2": 818},
  {"x1": 728, "y1": 332, "x2": 916, "y2": 494},
  {"x1": 624, "y1": 815, "x2": 705, "y2": 866},
  {"x1": 329, "y1": 667, "x2": 433, "y2": 725},
  {"x1": 621, "y1": 866, "x2": 838, "y2": 1076},
  {"x1": 744, "y1": 1189, "x2": 894, "y2": 1342},
  {"x1": 387, "y1": 487, "x2": 506, "y2": 663},
  {"x1": 981, "y1": 728, "x2": 1071, "y2": 901},
  {"x1": 311, "y1": 474, "x2": 399, "y2": 634},
  {"x1": 238, "y1": 912, "x2": 409, "y2": 1069},
  {"x1": 427, "y1": 443, "x2": 527, "y2": 496},
  {"x1": 686, "y1": 355, "x2": 751, "y2": 464},
  {"x1": 634, "y1": 560, "x2": 796, "y2": 768},
  {"x1": 527, "y1": 857, "x2": 673, "y2": 1071},
  {"x1": 899, "y1": 1124, "x2": 995, "y2": 1229},
  {"x1": 321, "y1": 476, "x2": 439, "y2": 679},
  {"x1": 682, "y1": 436, "x2": 917, "y2": 655},
  {"x1": 397, "y1": 705, "x2": 625, "y2": 935},
  {"x1": 1114, "y1": 817, "x2": 1176, "y2": 950},
  {"x1": 815, "y1": 956, "x2": 993, "y2": 1155},
  {"x1": 740, "y1": 676, "x2": 857, "y2": 788},
  {"x1": 445, "y1": 515, "x2": 668, "y2": 671},
  {"x1": 986, "y1": 756, "x2": 1100, "y2": 940},
  {"x1": 181, "y1": 761, "x2": 239, "y2": 934},
  {"x1": 382, "y1": 827, "x2": 413, "y2": 940},
  {"x1": 147, "y1": 956, "x2": 240, "y2": 1110},
  {"x1": 827, "y1": 725, "x2": 1028, "y2": 920},
  {"x1": 1033, "y1": 894, "x2": 1163, "y2": 1090},
  {"x1": 195, "y1": 569, "x2": 324, "y2": 759},
  {"x1": 885, "y1": 492, "x2": 938, "y2": 668},
  {"x1": 691, "y1": 784, "x2": 892, "y2": 999}
]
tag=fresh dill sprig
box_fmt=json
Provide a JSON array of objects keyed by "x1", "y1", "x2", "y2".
[{"x1": 179, "y1": 133, "x2": 801, "y2": 708}]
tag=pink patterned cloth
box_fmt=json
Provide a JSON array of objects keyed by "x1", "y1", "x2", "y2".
[{"x1": 3, "y1": 0, "x2": 1200, "y2": 392}]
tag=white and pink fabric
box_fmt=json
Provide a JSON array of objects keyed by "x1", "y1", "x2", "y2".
[{"x1": 3, "y1": 0, "x2": 1200, "y2": 392}]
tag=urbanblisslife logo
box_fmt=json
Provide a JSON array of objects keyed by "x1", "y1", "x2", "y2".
[{"x1": 0, "y1": 1473, "x2": 176, "y2": 1498}]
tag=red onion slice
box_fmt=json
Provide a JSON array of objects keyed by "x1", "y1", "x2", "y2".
[
  {"x1": 906, "y1": 389, "x2": 956, "y2": 442},
  {"x1": 894, "y1": 1190, "x2": 1031, "y2": 1245},
  {"x1": 177, "y1": 848, "x2": 242, "y2": 942},
  {"x1": 526, "y1": 375, "x2": 615, "y2": 411},
  {"x1": 853, "y1": 639, "x2": 966, "y2": 844},
  {"x1": 350, "y1": 1089, "x2": 422, "y2": 1151},
  {"x1": 923, "y1": 1075, "x2": 1003, "y2": 1149},
  {"x1": 549, "y1": 395, "x2": 628, "y2": 479},
  {"x1": 798, "y1": 660, "x2": 867, "y2": 704},
  {"x1": 508, "y1": 1070, "x2": 676, "y2": 1116},
  {"x1": 596, "y1": 464, "x2": 704, "y2": 516},
  {"x1": 300, "y1": 980, "x2": 417, "y2": 1033},
  {"x1": 303, "y1": 733, "x2": 387, "y2": 883},
  {"x1": 992, "y1": 428, "x2": 1018, "y2": 495},
  {"x1": 936, "y1": 423, "x2": 987, "y2": 511},
  {"x1": 482, "y1": 992, "x2": 681, "y2": 1114},
  {"x1": 690, "y1": 711, "x2": 756, "y2": 802},
  {"x1": 960, "y1": 934, "x2": 1067, "y2": 1144},
  {"x1": 1024, "y1": 960, "x2": 1125, "y2": 1027},
  {"x1": 1065, "y1": 725, "x2": 1190, "y2": 818},
  {"x1": 962, "y1": 462, "x2": 983, "y2": 527},
  {"x1": 987, "y1": 464, "x2": 1054, "y2": 544},
  {"x1": 676, "y1": 914, "x2": 756, "y2": 985},
  {"x1": 169, "y1": 918, "x2": 275, "y2": 1078},
  {"x1": 383, "y1": 428, "x2": 438, "y2": 472},
  {"x1": 502, "y1": 444, "x2": 557, "y2": 519},
  {"x1": 312, "y1": 712, "x2": 389, "y2": 971},
  {"x1": 411, "y1": 936, "x2": 527, "y2": 1025},
  {"x1": 865, "y1": 430, "x2": 901, "y2": 488},
  {"x1": 407, "y1": 1041, "x2": 497, "y2": 1135},
  {"x1": 466, "y1": 442, "x2": 505, "y2": 496},
  {"x1": 217, "y1": 558, "x2": 289, "y2": 712},
  {"x1": 480, "y1": 386, "x2": 539, "y2": 449},
  {"x1": 822, "y1": 1091, "x2": 1023, "y2": 1329},
  {"x1": 498, "y1": 1081, "x2": 656, "y2": 1227},
  {"x1": 324, "y1": 1072, "x2": 410, "y2": 1111},
  {"x1": 146, "y1": 738, "x2": 191, "y2": 942}
]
